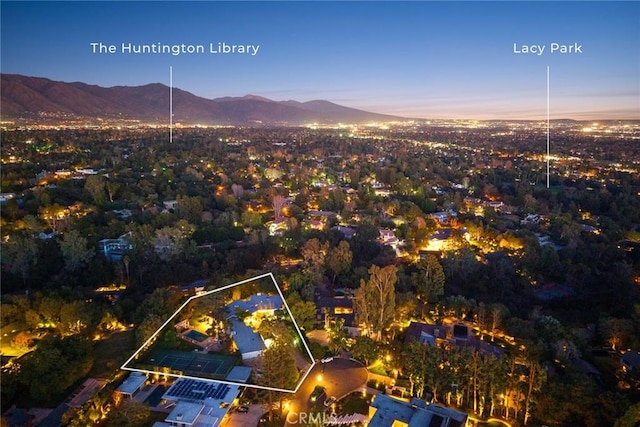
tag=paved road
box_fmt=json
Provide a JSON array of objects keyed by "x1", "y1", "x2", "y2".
[{"x1": 285, "y1": 358, "x2": 367, "y2": 426}]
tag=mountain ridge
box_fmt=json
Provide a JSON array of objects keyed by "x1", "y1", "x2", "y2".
[{"x1": 1, "y1": 74, "x2": 407, "y2": 124}]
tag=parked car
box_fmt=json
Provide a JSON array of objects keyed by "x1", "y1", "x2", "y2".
[{"x1": 324, "y1": 396, "x2": 337, "y2": 407}]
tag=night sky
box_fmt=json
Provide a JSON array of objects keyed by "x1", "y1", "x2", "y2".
[{"x1": 2, "y1": 1, "x2": 638, "y2": 119}]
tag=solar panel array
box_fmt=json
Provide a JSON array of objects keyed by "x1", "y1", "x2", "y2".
[{"x1": 166, "y1": 379, "x2": 231, "y2": 402}]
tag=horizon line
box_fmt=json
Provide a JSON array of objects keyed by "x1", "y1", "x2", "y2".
[{"x1": 2, "y1": 72, "x2": 639, "y2": 122}]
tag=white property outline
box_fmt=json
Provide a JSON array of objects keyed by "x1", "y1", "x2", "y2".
[{"x1": 121, "y1": 272, "x2": 317, "y2": 393}]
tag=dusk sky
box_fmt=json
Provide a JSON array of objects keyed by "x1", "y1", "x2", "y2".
[{"x1": 2, "y1": 1, "x2": 638, "y2": 120}]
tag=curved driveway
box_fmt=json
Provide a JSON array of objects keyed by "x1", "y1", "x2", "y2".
[{"x1": 286, "y1": 358, "x2": 368, "y2": 426}]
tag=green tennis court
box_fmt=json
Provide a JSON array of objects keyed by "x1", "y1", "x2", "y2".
[{"x1": 144, "y1": 349, "x2": 237, "y2": 378}]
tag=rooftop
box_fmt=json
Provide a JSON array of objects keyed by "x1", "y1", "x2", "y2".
[
  {"x1": 225, "y1": 366, "x2": 253, "y2": 383},
  {"x1": 405, "y1": 321, "x2": 504, "y2": 358},
  {"x1": 163, "y1": 378, "x2": 238, "y2": 403},
  {"x1": 164, "y1": 401, "x2": 203, "y2": 425},
  {"x1": 370, "y1": 395, "x2": 468, "y2": 427},
  {"x1": 230, "y1": 318, "x2": 265, "y2": 355},
  {"x1": 161, "y1": 379, "x2": 239, "y2": 427},
  {"x1": 116, "y1": 372, "x2": 146, "y2": 395},
  {"x1": 226, "y1": 294, "x2": 282, "y2": 315},
  {"x1": 622, "y1": 351, "x2": 640, "y2": 370}
]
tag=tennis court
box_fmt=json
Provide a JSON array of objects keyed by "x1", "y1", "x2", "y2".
[{"x1": 145, "y1": 349, "x2": 236, "y2": 378}]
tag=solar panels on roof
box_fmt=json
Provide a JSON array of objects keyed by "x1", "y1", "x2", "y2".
[{"x1": 165, "y1": 379, "x2": 232, "y2": 403}]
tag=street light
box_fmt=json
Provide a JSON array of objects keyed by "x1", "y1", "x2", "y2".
[{"x1": 317, "y1": 374, "x2": 323, "y2": 382}]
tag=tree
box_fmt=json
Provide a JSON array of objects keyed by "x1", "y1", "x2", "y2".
[
  {"x1": 326, "y1": 240, "x2": 352, "y2": 287},
  {"x1": 412, "y1": 255, "x2": 445, "y2": 314},
  {"x1": 258, "y1": 319, "x2": 297, "y2": 349},
  {"x1": 273, "y1": 194, "x2": 287, "y2": 221},
  {"x1": 59, "y1": 230, "x2": 94, "y2": 273},
  {"x1": 105, "y1": 180, "x2": 120, "y2": 203},
  {"x1": 327, "y1": 317, "x2": 349, "y2": 353},
  {"x1": 615, "y1": 402, "x2": 640, "y2": 427},
  {"x1": 600, "y1": 317, "x2": 633, "y2": 350},
  {"x1": 1, "y1": 234, "x2": 38, "y2": 285},
  {"x1": 154, "y1": 220, "x2": 195, "y2": 261},
  {"x1": 287, "y1": 294, "x2": 317, "y2": 331},
  {"x1": 258, "y1": 339, "x2": 298, "y2": 422},
  {"x1": 4, "y1": 198, "x2": 20, "y2": 221},
  {"x1": 231, "y1": 183, "x2": 244, "y2": 199},
  {"x1": 84, "y1": 175, "x2": 107, "y2": 205},
  {"x1": 402, "y1": 339, "x2": 431, "y2": 398},
  {"x1": 19, "y1": 335, "x2": 94, "y2": 402},
  {"x1": 395, "y1": 291, "x2": 418, "y2": 327},
  {"x1": 60, "y1": 300, "x2": 95, "y2": 336},
  {"x1": 524, "y1": 359, "x2": 546, "y2": 425},
  {"x1": 351, "y1": 335, "x2": 380, "y2": 366},
  {"x1": 490, "y1": 303, "x2": 509, "y2": 342},
  {"x1": 176, "y1": 195, "x2": 204, "y2": 223},
  {"x1": 22, "y1": 214, "x2": 42, "y2": 232},
  {"x1": 351, "y1": 223, "x2": 380, "y2": 261},
  {"x1": 136, "y1": 315, "x2": 163, "y2": 346},
  {"x1": 301, "y1": 238, "x2": 329, "y2": 280},
  {"x1": 105, "y1": 400, "x2": 151, "y2": 427},
  {"x1": 123, "y1": 255, "x2": 130, "y2": 284},
  {"x1": 354, "y1": 264, "x2": 397, "y2": 341},
  {"x1": 39, "y1": 203, "x2": 67, "y2": 232}
]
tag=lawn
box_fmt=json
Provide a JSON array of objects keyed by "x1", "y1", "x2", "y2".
[
  {"x1": 0, "y1": 322, "x2": 32, "y2": 357},
  {"x1": 367, "y1": 362, "x2": 388, "y2": 377},
  {"x1": 90, "y1": 330, "x2": 136, "y2": 378}
]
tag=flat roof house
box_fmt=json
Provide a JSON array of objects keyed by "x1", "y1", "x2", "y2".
[
  {"x1": 369, "y1": 394, "x2": 468, "y2": 427},
  {"x1": 153, "y1": 378, "x2": 239, "y2": 427},
  {"x1": 115, "y1": 372, "x2": 147, "y2": 399}
]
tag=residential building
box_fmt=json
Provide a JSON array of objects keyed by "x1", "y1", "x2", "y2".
[
  {"x1": 229, "y1": 318, "x2": 266, "y2": 360},
  {"x1": 332, "y1": 225, "x2": 355, "y2": 240},
  {"x1": 405, "y1": 322, "x2": 504, "y2": 358},
  {"x1": 0, "y1": 193, "x2": 16, "y2": 204},
  {"x1": 621, "y1": 350, "x2": 640, "y2": 373},
  {"x1": 316, "y1": 296, "x2": 355, "y2": 328},
  {"x1": 368, "y1": 394, "x2": 468, "y2": 427},
  {"x1": 153, "y1": 378, "x2": 240, "y2": 427},
  {"x1": 115, "y1": 372, "x2": 147, "y2": 399},
  {"x1": 98, "y1": 232, "x2": 134, "y2": 261},
  {"x1": 268, "y1": 219, "x2": 289, "y2": 236},
  {"x1": 226, "y1": 294, "x2": 283, "y2": 360}
]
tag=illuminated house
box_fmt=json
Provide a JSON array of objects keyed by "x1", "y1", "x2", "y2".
[
  {"x1": 405, "y1": 322, "x2": 504, "y2": 358},
  {"x1": 368, "y1": 394, "x2": 468, "y2": 427},
  {"x1": 226, "y1": 294, "x2": 283, "y2": 360},
  {"x1": 378, "y1": 228, "x2": 403, "y2": 256},
  {"x1": 226, "y1": 294, "x2": 282, "y2": 317},
  {"x1": 153, "y1": 378, "x2": 240, "y2": 427},
  {"x1": 115, "y1": 372, "x2": 147, "y2": 399},
  {"x1": 98, "y1": 232, "x2": 134, "y2": 261},
  {"x1": 268, "y1": 219, "x2": 289, "y2": 236},
  {"x1": 431, "y1": 211, "x2": 457, "y2": 224}
]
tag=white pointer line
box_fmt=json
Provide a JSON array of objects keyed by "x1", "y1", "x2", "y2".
[
  {"x1": 546, "y1": 65, "x2": 550, "y2": 189},
  {"x1": 170, "y1": 66, "x2": 173, "y2": 143}
]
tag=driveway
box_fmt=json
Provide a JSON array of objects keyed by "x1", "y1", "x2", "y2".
[
  {"x1": 225, "y1": 404, "x2": 265, "y2": 427},
  {"x1": 286, "y1": 358, "x2": 367, "y2": 426}
]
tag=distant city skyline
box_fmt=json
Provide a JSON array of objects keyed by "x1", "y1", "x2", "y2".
[{"x1": 1, "y1": 1, "x2": 639, "y2": 120}]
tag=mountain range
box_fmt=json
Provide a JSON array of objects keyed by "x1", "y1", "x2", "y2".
[{"x1": 0, "y1": 74, "x2": 406, "y2": 125}]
